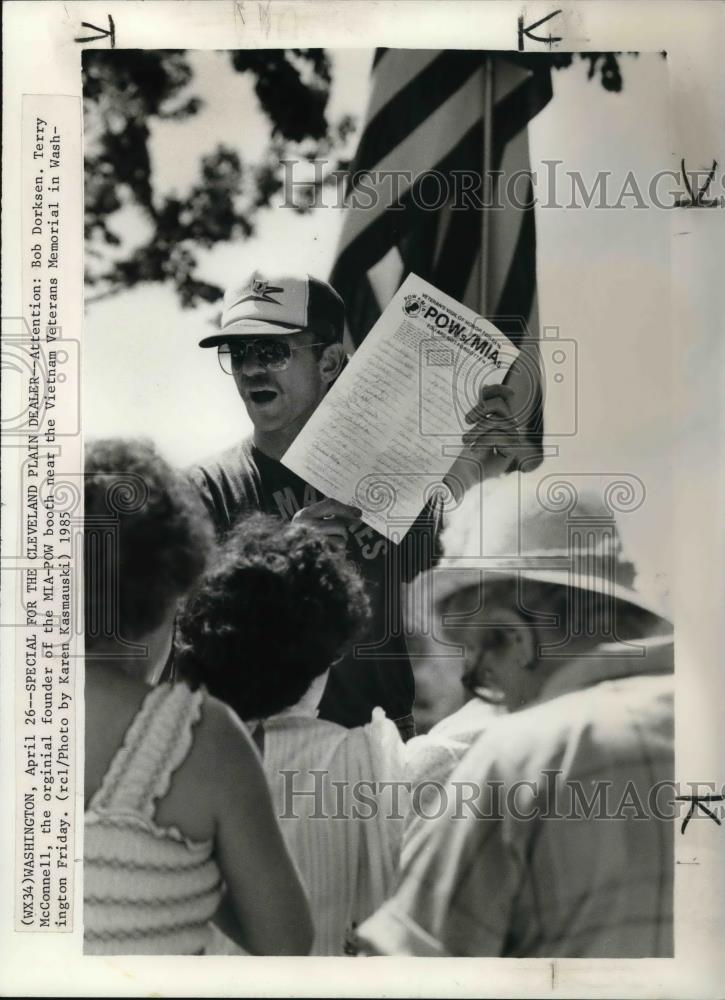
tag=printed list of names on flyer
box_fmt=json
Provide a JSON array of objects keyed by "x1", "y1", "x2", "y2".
[{"x1": 16, "y1": 96, "x2": 82, "y2": 933}]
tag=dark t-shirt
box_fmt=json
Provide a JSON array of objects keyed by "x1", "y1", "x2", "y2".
[{"x1": 188, "y1": 438, "x2": 442, "y2": 728}]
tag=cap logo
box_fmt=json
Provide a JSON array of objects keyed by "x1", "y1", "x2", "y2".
[{"x1": 234, "y1": 279, "x2": 284, "y2": 307}]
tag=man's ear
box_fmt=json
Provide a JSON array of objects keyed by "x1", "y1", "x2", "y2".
[{"x1": 318, "y1": 343, "x2": 347, "y2": 385}]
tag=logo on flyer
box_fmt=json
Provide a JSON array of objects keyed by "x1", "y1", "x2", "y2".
[{"x1": 403, "y1": 294, "x2": 424, "y2": 317}]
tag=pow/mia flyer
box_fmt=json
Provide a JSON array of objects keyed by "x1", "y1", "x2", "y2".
[
  {"x1": 284, "y1": 274, "x2": 520, "y2": 540},
  {"x1": 1, "y1": 2, "x2": 723, "y2": 997}
]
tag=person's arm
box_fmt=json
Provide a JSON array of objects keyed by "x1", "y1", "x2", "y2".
[
  {"x1": 396, "y1": 382, "x2": 539, "y2": 584},
  {"x1": 210, "y1": 891, "x2": 253, "y2": 949},
  {"x1": 443, "y1": 384, "x2": 539, "y2": 504},
  {"x1": 200, "y1": 697, "x2": 314, "y2": 955},
  {"x1": 398, "y1": 491, "x2": 445, "y2": 582},
  {"x1": 357, "y1": 740, "x2": 522, "y2": 957}
]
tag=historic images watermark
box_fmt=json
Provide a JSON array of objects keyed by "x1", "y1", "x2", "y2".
[
  {"x1": 278, "y1": 771, "x2": 725, "y2": 830},
  {"x1": 279, "y1": 159, "x2": 724, "y2": 212}
]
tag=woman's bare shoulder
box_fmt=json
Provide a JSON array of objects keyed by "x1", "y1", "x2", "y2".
[
  {"x1": 195, "y1": 691, "x2": 251, "y2": 743},
  {"x1": 186, "y1": 692, "x2": 265, "y2": 793},
  {"x1": 153, "y1": 689, "x2": 266, "y2": 839}
]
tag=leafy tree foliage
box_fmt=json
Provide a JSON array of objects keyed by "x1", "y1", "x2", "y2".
[
  {"x1": 83, "y1": 49, "x2": 632, "y2": 308},
  {"x1": 550, "y1": 52, "x2": 634, "y2": 92},
  {"x1": 83, "y1": 49, "x2": 351, "y2": 306}
]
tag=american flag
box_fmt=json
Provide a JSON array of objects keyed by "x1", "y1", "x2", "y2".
[{"x1": 330, "y1": 50, "x2": 553, "y2": 468}]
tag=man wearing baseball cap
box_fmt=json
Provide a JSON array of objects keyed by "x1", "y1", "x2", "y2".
[
  {"x1": 359, "y1": 476, "x2": 675, "y2": 956},
  {"x1": 190, "y1": 270, "x2": 526, "y2": 737}
]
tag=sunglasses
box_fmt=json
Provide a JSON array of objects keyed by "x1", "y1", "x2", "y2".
[{"x1": 217, "y1": 338, "x2": 328, "y2": 374}]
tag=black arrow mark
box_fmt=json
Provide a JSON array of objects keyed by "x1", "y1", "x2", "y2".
[
  {"x1": 518, "y1": 10, "x2": 563, "y2": 51},
  {"x1": 675, "y1": 158, "x2": 720, "y2": 208},
  {"x1": 74, "y1": 14, "x2": 115, "y2": 47},
  {"x1": 675, "y1": 793, "x2": 724, "y2": 834}
]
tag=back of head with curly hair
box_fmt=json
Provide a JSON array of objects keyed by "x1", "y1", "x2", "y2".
[
  {"x1": 175, "y1": 513, "x2": 371, "y2": 721},
  {"x1": 84, "y1": 438, "x2": 214, "y2": 651}
]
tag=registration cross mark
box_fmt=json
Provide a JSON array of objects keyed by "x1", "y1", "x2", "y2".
[
  {"x1": 74, "y1": 15, "x2": 115, "y2": 48},
  {"x1": 675, "y1": 793, "x2": 724, "y2": 834},
  {"x1": 674, "y1": 159, "x2": 720, "y2": 208},
  {"x1": 517, "y1": 10, "x2": 563, "y2": 51}
]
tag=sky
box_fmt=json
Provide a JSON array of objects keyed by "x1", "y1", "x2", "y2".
[{"x1": 84, "y1": 50, "x2": 672, "y2": 609}]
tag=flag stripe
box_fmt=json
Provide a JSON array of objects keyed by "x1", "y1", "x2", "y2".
[
  {"x1": 432, "y1": 201, "x2": 484, "y2": 303},
  {"x1": 349, "y1": 51, "x2": 484, "y2": 182},
  {"x1": 337, "y1": 100, "x2": 534, "y2": 288},
  {"x1": 366, "y1": 49, "x2": 440, "y2": 123},
  {"x1": 333, "y1": 114, "x2": 489, "y2": 289},
  {"x1": 429, "y1": 125, "x2": 487, "y2": 300},
  {"x1": 485, "y1": 127, "x2": 532, "y2": 313},
  {"x1": 494, "y1": 182, "x2": 537, "y2": 340},
  {"x1": 492, "y1": 69, "x2": 552, "y2": 153},
  {"x1": 337, "y1": 69, "x2": 550, "y2": 259},
  {"x1": 337, "y1": 70, "x2": 487, "y2": 254}
]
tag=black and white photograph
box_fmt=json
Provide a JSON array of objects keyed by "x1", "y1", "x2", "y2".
[
  {"x1": 2, "y1": 2, "x2": 723, "y2": 996},
  {"x1": 81, "y1": 41, "x2": 677, "y2": 957}
]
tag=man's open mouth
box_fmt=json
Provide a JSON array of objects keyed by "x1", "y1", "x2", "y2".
[
  {"x1": 464, "y1": 669, "x2": 506, "y2": 705},
  {"x1": 474, "y1": 669, "x2": 507, "y2": 705},
  {"x1": 249, "y1": 388, "x2": 278, "y2": 405}
]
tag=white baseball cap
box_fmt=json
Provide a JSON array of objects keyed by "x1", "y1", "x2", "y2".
[{"x1": 199, "y1": 271, "x2": 345, "y2": 347}]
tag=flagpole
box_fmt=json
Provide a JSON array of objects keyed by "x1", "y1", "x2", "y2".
[
  {"x1": 481, "y1": 56, "x2": 498, "y2": 461},
  {"x1": 480, "y1": 55, "x2": 494, "y2": 315}
]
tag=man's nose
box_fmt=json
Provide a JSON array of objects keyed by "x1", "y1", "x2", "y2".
[{"x1": 238, "y1": 345, "x2": 266, "y2": 376}]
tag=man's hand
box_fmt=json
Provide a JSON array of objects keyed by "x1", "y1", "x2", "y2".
[
  {"x1": 443, "y1": 384, "x2": 535, "y2": 502},
  {"x1": 292, "y1": 499, "x2": 363, "y2": 552}
]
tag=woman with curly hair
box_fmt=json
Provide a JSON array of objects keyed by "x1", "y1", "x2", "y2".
[
  {"x1": 83, "y1": 439, "x2": 312, "y2": 956},
  {"x1": 176, "y1": 513, "x2": 407, "y2": 955}
]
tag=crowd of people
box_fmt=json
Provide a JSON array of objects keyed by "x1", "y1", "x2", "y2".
[{"x1": 83, "y1": 271, "x2": 675, "y2": 957}]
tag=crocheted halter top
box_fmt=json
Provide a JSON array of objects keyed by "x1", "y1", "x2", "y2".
[{"x1": 84, "y1": 684, "x2": 223, "y2": 954}]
